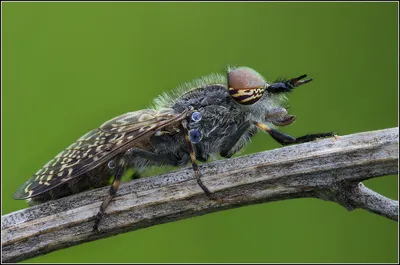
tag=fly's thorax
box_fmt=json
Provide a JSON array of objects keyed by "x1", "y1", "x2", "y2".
[
  {"x1": 186, "y1": 105, "x2": 240, "y2": 155},
  {"x1": 170, "y1": 85, "x2": 233, "y2": 114}
]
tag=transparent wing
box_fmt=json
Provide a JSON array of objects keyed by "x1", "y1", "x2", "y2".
[{"x1": 13, "y1": 108, "x2": 189, "y2": 199}]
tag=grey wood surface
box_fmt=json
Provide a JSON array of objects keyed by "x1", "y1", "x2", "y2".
[{"x1": 2, "y1": 127, "x2": 398, "y2": 263}]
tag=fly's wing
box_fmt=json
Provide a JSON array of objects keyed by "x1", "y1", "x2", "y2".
[{"x1": 13, "y1": 108, "x2": 189, "y2": 200}]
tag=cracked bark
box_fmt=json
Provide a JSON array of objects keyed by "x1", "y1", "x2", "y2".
[{"x1": 1, "y1": 127, "x2": 398, "y2": 263}]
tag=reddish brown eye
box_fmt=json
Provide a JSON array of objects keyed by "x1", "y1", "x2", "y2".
[{"x1": 228, "y1": 67, "x2": 267, "y2": 105}]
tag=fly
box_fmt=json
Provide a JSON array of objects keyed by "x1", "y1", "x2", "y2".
[{"x1": 13, "y1": 66, "x2": 335, "y2": 231}]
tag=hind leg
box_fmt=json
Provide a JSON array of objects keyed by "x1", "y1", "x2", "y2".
[
  {"x1": 93, "y1": 157, "x2": 127, "y2": 231},
  {"x1": 92, "y1": 148, "x2": 187, "y2": 231}
]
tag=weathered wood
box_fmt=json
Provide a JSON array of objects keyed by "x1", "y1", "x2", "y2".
[{"x1": 2, "y1": 127, "x2": 398, "y2": 263}]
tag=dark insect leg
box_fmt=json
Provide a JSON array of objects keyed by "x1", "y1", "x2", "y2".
[
  {"x1": 220, "y1": 120, "x2": 251, "y2": 158},
  {"x1": 93, "y1": 158, "x2": 126, "y2": 231},
  {"x1": 253, "y1": 122, "x2": 335, "y2": 146},
  {"x1": 181, "y1": 120, "x2": 212, "y2": 196},
  {"x1": 129, "y1": 147, "x2": 180, "y2": 166},
  {"x1": 194, "y1": 144, "x2": 209, "y2": 162},
  {"x1": 292, "y1": 133, "x2": 336, "y2": 144}
]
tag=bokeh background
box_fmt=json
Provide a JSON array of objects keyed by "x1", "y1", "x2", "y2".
[{"x1": 2, "y1": 2, "x2": 398, "y2": 263}]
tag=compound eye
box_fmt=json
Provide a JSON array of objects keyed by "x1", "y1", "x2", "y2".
[
  {"x1": 189, "y1": 129, "x2": 202, "y2": 144},
  {"x1": 191, "y1": 111, "x2": 202, "y2": 123},
  {"x1": 228, "y1": 67, "x2": 267, "y2": 105}
]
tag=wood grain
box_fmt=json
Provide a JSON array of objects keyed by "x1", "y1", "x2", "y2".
[{"x1": 2, "y1": 127, "x2": 398, "y2": 263}]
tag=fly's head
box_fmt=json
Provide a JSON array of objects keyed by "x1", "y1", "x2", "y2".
[
  {"x1": 227, "y1": 66, "x2": 313, "y2": 126},
  {"x1": 227, "y1": 67, "x2": 267, "y2": 106}
]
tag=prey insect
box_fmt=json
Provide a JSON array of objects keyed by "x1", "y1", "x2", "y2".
[{"x1": 13, "y1": 66, "x2": 335, "y2": 231}]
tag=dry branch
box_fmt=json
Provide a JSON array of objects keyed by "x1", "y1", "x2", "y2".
[{"x1": 2, "y1": 127, "x2": 399, "y2": 263}]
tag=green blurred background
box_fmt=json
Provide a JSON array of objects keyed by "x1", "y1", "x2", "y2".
[{"x1": 2, "y1": 2, "x2": 398, "y2": 263}]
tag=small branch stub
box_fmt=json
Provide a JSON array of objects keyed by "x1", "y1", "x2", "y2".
[{"x1": 1, "y1": 127, "x2": 398, "y2": 263}]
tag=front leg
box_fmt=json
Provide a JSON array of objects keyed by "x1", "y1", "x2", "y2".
[
  {"x1": 220, "y1": 121, "x2": 255, "y2": 158},
  {"x1": 253, "y1": 122, "x2": 335, "y2": 145},
  {"x1": 220, "y1": 107, "x2": 299, "y2": 158}
]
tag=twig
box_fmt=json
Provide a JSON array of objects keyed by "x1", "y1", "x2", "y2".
[{"x1": 1, "y1": 127, "x2": 398, "y2": 263}]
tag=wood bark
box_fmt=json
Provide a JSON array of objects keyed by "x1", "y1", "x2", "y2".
[{"x1": 2, "y1": 127, "x2": 398, "y2": 263}]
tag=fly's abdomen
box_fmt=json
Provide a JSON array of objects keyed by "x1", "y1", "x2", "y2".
[
  {"x1": 26, "y1": 164, "x2": 111, "y2": 205},
  {"x1": 15, "y1": 107, "x2": 189, "y2": 206}
]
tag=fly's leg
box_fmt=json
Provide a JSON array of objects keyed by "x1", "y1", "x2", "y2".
[
  {"x1": 90, "y1": 148, "x2": 171, "y2": 230},
  {"x1": 220, "y1": 121, "x2": 252, "y2": 158},
  {"x1": 93, "y1": 158, "x2": 126, "y2": 232},
  {"x1": 194, "y1": 144, "x2": 209, "y2": 162},
  {"x1": 253, "y1": 122, "x2": 335, "y2": 146},
  {"x1": 182, "y1": 120, "x2": 212, "y2": 196},
  {"x1": 220, "y1": 106, "x2": 298, "y2": 158},
  {"x1": 220, "y1": 107, "x2": 298, "y2": 159}
]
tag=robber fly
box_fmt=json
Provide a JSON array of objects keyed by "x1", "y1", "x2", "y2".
[{"x1": 13, "y1": 66, "x2": 334, "y2": 231}]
